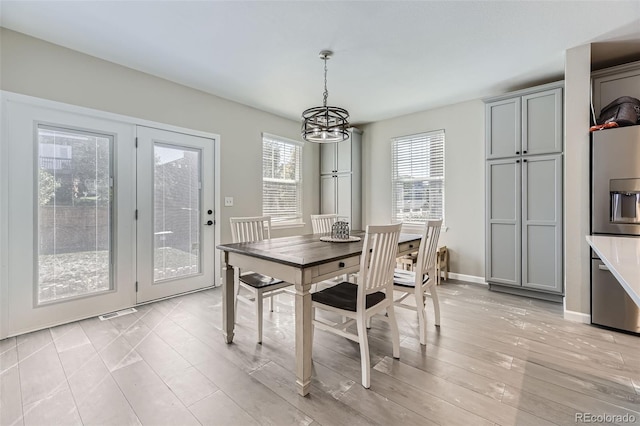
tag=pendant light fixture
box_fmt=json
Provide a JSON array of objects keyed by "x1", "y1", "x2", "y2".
[{"x1": 301, "y1": 50, "x2": 350, "y2": 143}]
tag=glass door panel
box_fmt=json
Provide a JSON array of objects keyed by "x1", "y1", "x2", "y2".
[
  {"x1": 37, "y1": 126, "x2": 113, "y2": 304},
  {"x1": 154, "y1": 144, "x2": 201, "y2": 281}
]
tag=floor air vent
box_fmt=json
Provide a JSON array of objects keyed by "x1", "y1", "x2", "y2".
[{"x1": 99, "y1": 307, "x2": 137, "y2": 321}]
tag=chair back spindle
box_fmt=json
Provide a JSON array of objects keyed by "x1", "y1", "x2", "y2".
[
  {"x1": 230, "y1": 216, "x2": 271, "y2": 243},
  {"x1": 415, "y1": 220, "x2": 442, "y2": 284},
  {"x1": 310, "y1": 214, "x2": 338, "y2": 234},
  {"x1": 359, "y1": 223, "x2": 402, "y2": 299}
]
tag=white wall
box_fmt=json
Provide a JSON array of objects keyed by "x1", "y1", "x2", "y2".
[
  {"x1": 0, "y1": 28, "x2": 319, "y2": 246},
  {"x1": 361, "y1": 100, "x2": 485, "y2": 278}
]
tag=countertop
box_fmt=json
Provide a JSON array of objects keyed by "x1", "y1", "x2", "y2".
[{"x1": 586, "y1": 235, "x2": 640, "y2": 307}]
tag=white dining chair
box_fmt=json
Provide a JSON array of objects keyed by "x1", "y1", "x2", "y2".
[
  {"x1": 230, "y1": 216, "x2": 293, "y2": 343},
  {"x1": 310, "y1": 213, "x2": 338, "y2": 234},
  {"x1": 393, "y1": 219, "x2": 442, "y2": 345},
  {"x1": 311, "y1": 213, "x2": 348, "y2": 291},
  {"x1": 311, "y1": 223, "x2": 402, "y2": 388}
]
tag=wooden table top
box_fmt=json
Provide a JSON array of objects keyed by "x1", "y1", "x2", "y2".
[{"x1": 217, "y1": 231, "x2": 422, "y2": 268}]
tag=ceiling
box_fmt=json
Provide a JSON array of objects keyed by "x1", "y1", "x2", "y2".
[{"x1": 2, "y1": 1, "x2": 640, "y2": 124}]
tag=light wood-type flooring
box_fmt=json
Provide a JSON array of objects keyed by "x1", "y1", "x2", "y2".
[{"x1": 1, "y1": 280, "x2": 639, "y2": 425}]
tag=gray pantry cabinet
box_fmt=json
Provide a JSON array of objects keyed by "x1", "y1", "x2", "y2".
[
  {"x1": 320, "y1": 128, "x2": 362, "y2": 231},
  {"x1": 485, "y1": 82, "x2": 564, "y2": 301}
]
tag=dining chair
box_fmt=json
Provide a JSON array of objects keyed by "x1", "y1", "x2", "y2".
[
  {"x1": 310, "y1": 213, "x2": 338, "y2": 234},
  {"x1": 230, "y1": 216, "x2": 293, "y2": 344},
  {"x1": 311, "y1": 213, "x2": 348, "y2": 290},
  {"x1": 392, "y1": 219, "x2": 442, "y2": 345},
  {"x1": 311, "y1": 223, "x2": 402, "y2": 388}
]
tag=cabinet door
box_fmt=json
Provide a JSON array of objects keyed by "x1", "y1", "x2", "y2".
[
  {"x1": 486, "y1": 98, "x2": 521, "y2": 159},
  {"x1": 486, "y1": 159, "x2": 521, "y2": 286},
  {"x1": 320, "y1": 144, "x2": 336, "y2": 175},
  {"x1": 521, "y1": 154, "x2": 562, "y2": 293},
  {"x1": 336, "y1": 139, "x2": 352, "y2": 173},
  {"x1": 336, "y1": 174, "x2": 352, "y2": 223},
  {"x1": 522, "y1": 88, "x2": 562, "y2": 155},
  {"x1": 320, "y1": 175, "x2": 336, "y2": 214}
]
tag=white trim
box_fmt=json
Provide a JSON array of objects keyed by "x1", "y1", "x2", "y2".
[
  {"x1": 0, "y1": 92, "x2": 8, "y2": 338},
  {"x1": 1, "y1": 91, "x2": 219, "y2": 140},
  {"x1": 214, "y1": 128, "x2": 221, "y2": 287},
  {"x1": 447, "y1": 272, "x2": 487, "y2": 285},
  {"x1": 262, "y1": 132, "x2": 304, "y2": 147},
  {"x1": 563, "y1": 309, "x2": 591, "y2": 324},
  {"x1": 271, "y1": 222, "x2": 306, "y2": 230},
  {"x1": 401, "y1": 223, "x2": 448, "y2": 234}
]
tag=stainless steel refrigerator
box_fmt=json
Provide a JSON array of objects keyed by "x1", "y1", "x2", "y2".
[{"x1": 591, "y1": 125, "x2": 640, "y2": 334}]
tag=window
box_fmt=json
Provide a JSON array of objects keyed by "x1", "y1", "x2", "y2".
[
  {"x1": 391, "y1": 130, "x2": 445, "y2": 225},
  {"x1": 262, "y1": 133, "x2": 303, "y2": 225}
]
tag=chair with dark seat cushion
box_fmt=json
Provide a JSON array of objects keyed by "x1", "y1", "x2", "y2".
[
  {"x1": 393, "y1": 219, "x2": 442, "y2": 345},
  {"x1": 230, "y1": 216, "x2": 292, "y2": 343},
  {"x1": 311, "y1": 223, "x2": 402, "y2": 388}
]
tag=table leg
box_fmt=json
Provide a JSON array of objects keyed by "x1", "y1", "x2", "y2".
[
  {"x1": 295, "y1": 281, "x2": 312, "y2": 396},
  {"x1": 222, "y1": 251, "x2": 235, "y2": 343}
]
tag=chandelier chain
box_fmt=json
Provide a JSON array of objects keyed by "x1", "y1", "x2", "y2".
[{"x1": 323, "y1": 56, "x2": 328, "y2": 107}]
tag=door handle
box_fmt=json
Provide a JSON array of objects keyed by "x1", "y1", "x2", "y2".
[
  {"x1": 204, "y1": 220, "x2": 213, "y2": 226},
  {"x1": 598, "y1": 264, "x2": 610, "y2": 271}
]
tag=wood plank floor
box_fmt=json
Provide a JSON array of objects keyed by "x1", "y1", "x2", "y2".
[{"x1": 1, "y1": 280, "x2": 639, "y2": 425}]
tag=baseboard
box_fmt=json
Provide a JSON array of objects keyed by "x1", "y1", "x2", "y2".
[
  {"x1": 488, "y1": 283, "x2": 564, "y2": 303},
  {"x1": 446, "y1": 273, "x2": 487, "y2": 285},
  {"x1": 564, "y1": 309, "x2": 591, "y2": 324}
]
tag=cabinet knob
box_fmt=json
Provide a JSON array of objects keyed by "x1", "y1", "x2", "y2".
[
  {"x1": 523, "y1": 150, "x2": 527, "y2": 154},
  {"x1": 516, "y1": 160, "x2": 520, "y2": 163},
  {"x1": 515, "y1": 151, "x2": 520, "y2": 155},
  {"x1": 523, "y1": 159, "x2": 527, "y2": 162},
  {"x1": 339, "y1": 262, "x2": 345, "y2": 268}
]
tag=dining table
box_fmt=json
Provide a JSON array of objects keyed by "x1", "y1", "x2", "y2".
[{"x1": 217, "y1": 230, "x2": 422, "y2": 396}]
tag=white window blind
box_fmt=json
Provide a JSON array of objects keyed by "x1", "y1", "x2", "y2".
[
  {"x1": 262, "y1": 133, "x2": 303, "y2": 225},
  {"x1": 391, "y1": 130, "x2": 445, "y2": 224}
]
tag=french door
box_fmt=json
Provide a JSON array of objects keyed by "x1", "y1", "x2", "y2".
[
  {"x1": 135, "y1": 126, "x2": 215, "y2": 303},
  {"x1": 5, "y1": 101, "x2": 137, "y2": 337},
  {"x1": 2, "y1": 96, "x2": 217, "y2": 338}
]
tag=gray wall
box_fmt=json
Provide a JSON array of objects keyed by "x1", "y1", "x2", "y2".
[
  {"x1": 361, "y1": 100, "x2": 486, "y2": 278},
  {"x1": 564, "y1": 44, "x2": 592, "y2": 317},
  {"x1": 0, "y1": 28, "x2": 319, "y2": 246},
  {"x1": 0, "y1": 27, "x2": 621, "y2": 316}
]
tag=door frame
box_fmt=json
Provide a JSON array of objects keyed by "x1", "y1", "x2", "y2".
[{"x1": 0, "y1": 91, "x2": 221, "y2": 339}]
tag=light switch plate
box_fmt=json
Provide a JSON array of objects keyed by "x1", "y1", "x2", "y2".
[{"x1": 224, "y1": 197, "x2": 234, "y2": 207}]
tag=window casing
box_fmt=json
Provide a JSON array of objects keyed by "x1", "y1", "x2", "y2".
[
  {"x1": 262, "y1": 133, "x2": 303, "y2": 226},
  {"x1": 391, "y1": 130, "x2": 445, "y2": 225}
]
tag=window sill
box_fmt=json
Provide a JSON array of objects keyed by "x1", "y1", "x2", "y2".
[
  {"x1": 271, "y1": 222, "x2": 306, "y2": 230},
  {"x1": 401, "y1": 223, "x2": 448, "y2": 234}
]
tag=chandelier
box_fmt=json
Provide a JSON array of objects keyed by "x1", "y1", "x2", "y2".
[{"x1": 301, "y1": 50, "x2": 350, "y2": 143}]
